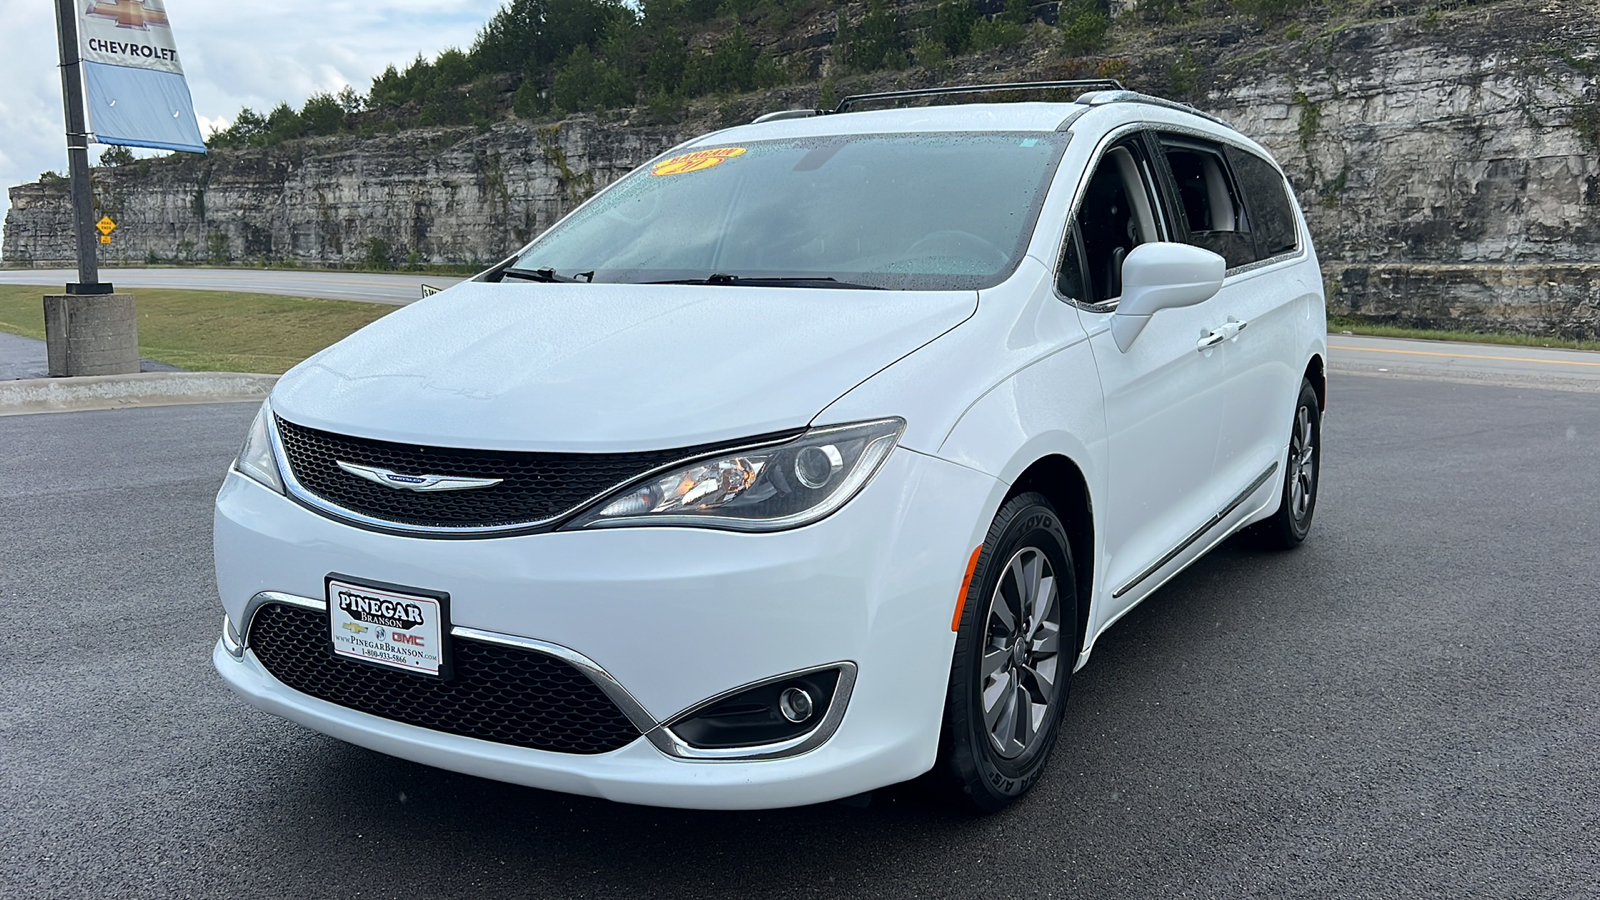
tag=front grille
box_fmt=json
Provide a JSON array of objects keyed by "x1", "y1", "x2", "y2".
[
  {"x1": 249, "y1": 603, "x2": 640, "y2": 754},
  {"x1": 274, "y1": 416, "x2": 728, "y2": 530}
]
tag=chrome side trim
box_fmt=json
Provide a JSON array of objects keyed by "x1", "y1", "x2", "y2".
[
  {"x1": 267, "y1": 413, "x2": 801, "y2": 539},
  {"x1": 1112, "y1": 461, "x2": 1280, "y2": 599},
  {"x1": 221, "y1": 615, "x2": 244, "y2": 658},
  {"x1": 646, "y1": 662, "x2": 858, "y2": 761},
  {"x1": 237, "y1": 590, "x2": 327, "y2": 649},
  {"x1": 448, "y1": 626, "x2": 660, "y2": 735}
]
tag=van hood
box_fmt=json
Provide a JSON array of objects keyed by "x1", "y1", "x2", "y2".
[{"x1": 270, "y1": 282, "x2": 976, "y2": 452}]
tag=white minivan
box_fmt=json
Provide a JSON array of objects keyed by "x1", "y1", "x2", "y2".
[{"x1": 214, "y1": 82, "x2": 1327, "y2": 812}]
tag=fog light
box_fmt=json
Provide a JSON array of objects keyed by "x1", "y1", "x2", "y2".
[
  {"x1": 666, "y1": 667, "x2": 843, "y2": 750},
  {"x1": 779, "y1": 687, "x2": 814, "y2": 723}
]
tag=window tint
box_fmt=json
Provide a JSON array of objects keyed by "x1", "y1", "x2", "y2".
[
  {"x1": 1228, "y1": 148, "x2": 1299, "y2": 259},
  {"x1": 1056, "y1": 223, "x2": 1086, "y2": 302},
  {"x1": 1160, "y1": 141, "x2": 1255, "y2": 269},
  {"x1": 1074, "y1": 145, "x2": 1160, "y2": 304}
]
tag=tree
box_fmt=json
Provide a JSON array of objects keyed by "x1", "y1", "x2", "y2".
[
  {"x1": 1059, "y1": 0, "x2": 1110, "y2": 55},
  {"x1": 99, "y1": 145, "x2": 136, "y2": 166},
  {"x1": 845, "y1": 0, "x2": 906, "y2": 73},
  {"x1": 336, "y1": 85, "x2": 364, "y2": 115},
  {"x1": 301, "y1": 92, "x2": 343, "y2": 136},
  {"x1": 264, "y1": 102, "x2": 304, "y2": 143},
  {"x1": 550, "y1": 45, "x2": 635, "y2": 112},
  {"x1": 934, "y1": 0, "x2": 978, "y2": 56}
]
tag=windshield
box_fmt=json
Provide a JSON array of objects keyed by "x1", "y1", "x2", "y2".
[{"x1": 507, "y1": 131, "x2": 1070, "y2": 291}]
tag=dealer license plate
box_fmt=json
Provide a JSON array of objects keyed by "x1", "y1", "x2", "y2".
[{"x1": 327, "y1": 576, "x2": 450, "y2": 678}]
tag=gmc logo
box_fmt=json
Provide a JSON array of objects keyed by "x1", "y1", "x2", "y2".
[{"x1": 392, "y1": 633, "x2": 425, "y2": 646}]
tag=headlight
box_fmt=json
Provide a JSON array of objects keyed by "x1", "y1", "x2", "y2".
[
  {"x1": 566, "y1": 418, "x2": 904, "y2": 532},
  {"x1": 235, "y1": 401, "x2": 285, "y2": 494}
]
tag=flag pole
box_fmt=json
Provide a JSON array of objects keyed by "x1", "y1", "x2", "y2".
[{"x1": 54, "y1": 0, "x2": 110, "y2": 295}]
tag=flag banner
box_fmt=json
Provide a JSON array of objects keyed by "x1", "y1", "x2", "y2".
[{"x1": 78, "y1": 0, "x2": 205, "y2": 153}]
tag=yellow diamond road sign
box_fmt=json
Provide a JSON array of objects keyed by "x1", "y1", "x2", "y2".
[{"x1": 96, "y1": 216, "x2": 116, "y2": 235}]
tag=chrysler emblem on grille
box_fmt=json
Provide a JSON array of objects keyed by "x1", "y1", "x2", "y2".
[{"x1": 336, "y1": 461, "x2": 503, "y2": 492}]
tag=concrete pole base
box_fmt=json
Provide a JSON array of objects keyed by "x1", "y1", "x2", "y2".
[{"x1": 43, "y1": 293, "x2": 140, "y2": 377}]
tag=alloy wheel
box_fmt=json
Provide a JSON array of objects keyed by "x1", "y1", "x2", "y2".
[
  {"x1": 1290, "y1": 403, "x2": 1316, "y2": 520},
  {"x1": 980, "y1": 546, "x2": 1063, "y2": 759}
]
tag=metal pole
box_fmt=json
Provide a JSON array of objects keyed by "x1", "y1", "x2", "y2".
[{"x1": 54, "y1": 0, "x2": 108, "y2": 294}]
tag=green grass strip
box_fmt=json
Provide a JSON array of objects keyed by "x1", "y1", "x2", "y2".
[{"x1": 0, "y1": 284, "x2": 393, "y2": 375}]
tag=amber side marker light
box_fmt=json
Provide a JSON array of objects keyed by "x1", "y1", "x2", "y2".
[{"x1": 951, "y1": 545, "x2": 984, "y2": 632}]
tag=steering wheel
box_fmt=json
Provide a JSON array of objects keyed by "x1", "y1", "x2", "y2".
[{"x1": 906, "y1": 230, "x2": 1011, "y2": 267}]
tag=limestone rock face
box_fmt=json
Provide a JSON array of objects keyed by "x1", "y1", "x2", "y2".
[
  {"x1": 4, "y1": 118, "x2": 686, "y2": 271},
  {"x1": 1204, "y1": 1, "x2": 1600, "y2": 337},
  {"x1": 5, "y1": 1, "x2": 1599, "y2": 336}
]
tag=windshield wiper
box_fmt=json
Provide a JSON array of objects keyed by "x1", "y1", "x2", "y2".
[
  {"x1": 645, "y1": 274, "x2": 883, "y2": 290},
  {"x1": 499, "y1": 267, "x2": 593, "y2": 284}
]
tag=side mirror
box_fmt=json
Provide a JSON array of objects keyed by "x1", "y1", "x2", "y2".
[{"x1": 1110, "y1": 242, "x2": 1226, "y2": 351}]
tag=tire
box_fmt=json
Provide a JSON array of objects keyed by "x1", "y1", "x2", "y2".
[
  {"x1": 1246, "y1": 377, "x2": 1322, "y2": 550},
  {"x1": 938, "y1": 492, "x2": 1077, "y2": 813}
]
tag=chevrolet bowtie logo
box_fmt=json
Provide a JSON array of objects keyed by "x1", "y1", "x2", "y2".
[{"x1": 85, "y1": 0, "x2": 171, "y2": 30}]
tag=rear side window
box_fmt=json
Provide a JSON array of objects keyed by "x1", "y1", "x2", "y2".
[
  {"x1": 1159, "y1": 139, "x2": 1255, "y2": 269},
  {"x1": 1228, "y1": 148, "x2": 1299, "y2": 259}
]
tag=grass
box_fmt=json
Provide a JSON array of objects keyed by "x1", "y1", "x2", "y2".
[
  {"x1": 0, "y1": 285, "x2": 394, "y2": 374},
  {"x1": 1328, "y1": 316, "x2": 1600, "y2": 353}
]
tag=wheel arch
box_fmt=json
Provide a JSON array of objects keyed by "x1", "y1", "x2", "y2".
[
  {"x1": 1304, "y1": 353, "x2": 1326, "y2": 411},
  {"x1": 1006, "y1": 455, "x2": 1094, "y2": 664}
]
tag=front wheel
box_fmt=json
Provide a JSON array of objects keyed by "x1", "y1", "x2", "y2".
[
  {"x1": 1247, "y1": 377, "x2": 1322, "y2": 550},
  {"x1": 938, "y1": 492, "x2": 1077, "y2": 812}
]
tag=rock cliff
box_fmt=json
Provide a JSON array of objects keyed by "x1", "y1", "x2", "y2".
[{"x1": 5, "y1": 0, "x2": 1599, "y2": 337}]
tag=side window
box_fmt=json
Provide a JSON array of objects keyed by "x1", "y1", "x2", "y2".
[
  {"x1": 1069, "y1": 144, "x2": 1162, "y2": 304},
  {"x1": 1159, "y1": 139, "x2": 1255, "y2": 269},
  {"x1": 1228, "y1": 148, "x2": 1299, "y2": 259},
  {"x1": 1056, "y1": 223, "x2": 1087, "y2": 302}
]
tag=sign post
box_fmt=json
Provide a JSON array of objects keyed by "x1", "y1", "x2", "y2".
[
  {"x1": 47, "y1": 0, "x2": 204, "y2": 376},
  {"x1": 54, "y1": 0, "x2": 106, "y2": 297}
]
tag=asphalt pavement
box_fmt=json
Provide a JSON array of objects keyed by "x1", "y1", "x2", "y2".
[
  {"x1": 1, "y1": 374, "x2": 1596, "y2": 898},
  {"x1": 0, "y1": 267, "x2": 466, "y2": 305}
]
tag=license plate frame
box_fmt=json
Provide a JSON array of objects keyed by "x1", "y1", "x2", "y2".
[{"x1": 326, "y1": 574, "x2": 452, "y2": 680}]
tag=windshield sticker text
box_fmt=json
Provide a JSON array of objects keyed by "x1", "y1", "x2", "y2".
[{"x1": 652, "y1": 147, "x2": 746, "y2": 176}]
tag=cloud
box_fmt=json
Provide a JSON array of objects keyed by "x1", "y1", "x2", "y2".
[{"x1": 1, "y1": 0, "x2": 506, "y2": 250}]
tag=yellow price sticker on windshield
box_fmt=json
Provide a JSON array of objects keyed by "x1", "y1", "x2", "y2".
[{"x1": 652, "y1": 147, "x2": 746, "y2": 176}]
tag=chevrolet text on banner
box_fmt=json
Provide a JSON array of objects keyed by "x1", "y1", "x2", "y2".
[{"x1": 78, "y1": 0, "x2": 204, "y2": 153}]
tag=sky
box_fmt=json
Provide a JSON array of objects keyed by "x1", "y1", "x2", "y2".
[{"x1": 0, "y1": 0, "x2": 509, "y2": 243}]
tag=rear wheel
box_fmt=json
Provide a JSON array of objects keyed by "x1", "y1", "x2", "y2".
[
  {"x1": 938, "y1": 492, "x2": 1077, "y2": 812},
  {"x1": 1247, "y1": 377, "x2": 1322, "y2": 549}
]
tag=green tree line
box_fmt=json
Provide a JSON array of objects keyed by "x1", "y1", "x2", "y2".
[{"x1": 204, "y1": 0, "x2": 1134, "y2": 150}]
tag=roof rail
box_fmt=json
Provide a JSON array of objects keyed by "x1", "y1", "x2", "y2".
[
  {"x1": 750, "y1": 109, "x2": 822, "y2": 124},
  {"x1": 1074, "y1": 90, "x2": 1234, "y2": 129},
  {"x1": 832, "y1": 80, "x2": 1125, "y2": 114}
]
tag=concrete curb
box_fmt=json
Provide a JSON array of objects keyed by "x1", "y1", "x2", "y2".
[{"x1": 0, "y1": 372, "x2": 277, "y2": 416}]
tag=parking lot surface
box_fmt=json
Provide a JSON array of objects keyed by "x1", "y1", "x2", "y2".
[{"x1": 1, "y1": 374, "x2": 1597, "y2": 899}]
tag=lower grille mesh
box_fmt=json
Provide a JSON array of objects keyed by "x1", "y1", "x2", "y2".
[{"x1": 248, "y1": 603, "x2": 640, "y2": 754}]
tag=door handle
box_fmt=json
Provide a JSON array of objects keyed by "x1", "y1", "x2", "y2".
[{"x1": 1197, "y1": 317, "x2": 1249, "y2": 352}]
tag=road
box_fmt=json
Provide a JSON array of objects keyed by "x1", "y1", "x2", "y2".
[
  {"x1": 1329, "y1": 333, "x2": 1600, "y2": 391},
  {"x1": 0, "y1": 267, "x2": 467, "y2": 305},
  {"x1": 2, "y1": 373, "x2": 1597, "y2": 898}
]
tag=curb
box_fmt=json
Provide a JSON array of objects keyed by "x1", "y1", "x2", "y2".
[{"x1": 0, "y1": 371, "x2": 278, "y2": 416}]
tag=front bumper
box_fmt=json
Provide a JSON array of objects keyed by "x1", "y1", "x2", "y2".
[{"x1": 213, "y1": 447, "x2": 1001, "y2": 809}]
